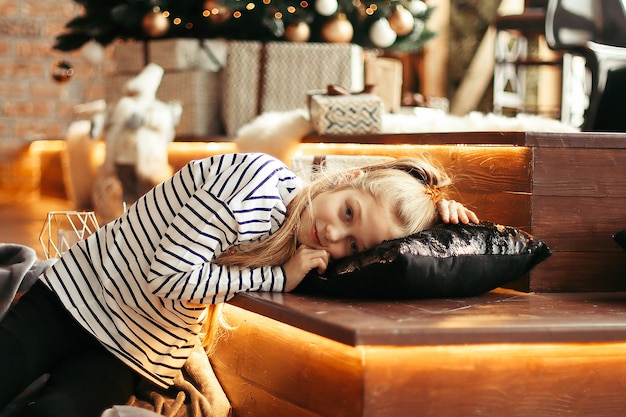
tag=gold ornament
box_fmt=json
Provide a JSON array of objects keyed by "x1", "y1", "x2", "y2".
[
  {"x1": 51, "y1": 60, "x2": 74, "y2": 83},
  {"x1": 321, "y1": 14, "x2": 354, "y2": 43},
  {"x1": 388, "y1": 5, "x2": 415, "y2": 36},
  {"x1": 142, "y1": 9, "x2": 170, "y2": 37},
  {"x1": 285, "y1": 21, "x2": 311, "y2": 42}
]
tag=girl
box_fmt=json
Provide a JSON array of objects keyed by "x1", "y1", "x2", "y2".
[{"x1": 0, "y1": 152, "x2": 477, "y2": 417}]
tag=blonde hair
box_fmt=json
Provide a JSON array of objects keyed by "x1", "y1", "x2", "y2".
[
  {"x1": 216, "y1": 155, "x2": 451, "y2": 268},
  {"x1": 350, "y1": 156, "x2": 451, "y2": 235},
  {"x1": 202, "y1": 155, "x2": 451, "y2": 351}
]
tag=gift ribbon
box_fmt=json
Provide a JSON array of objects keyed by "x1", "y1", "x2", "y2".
[
  {"x1": 326, "y1": 84, "x2": 376, "y2": 96},
  {"x1": 257, "y1": 44, "x2": 268, "y2": 116}
]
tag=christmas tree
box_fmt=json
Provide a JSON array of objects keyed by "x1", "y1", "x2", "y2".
[{"x1": 54, "y1": 0, "x2": 434, "y2": 52}]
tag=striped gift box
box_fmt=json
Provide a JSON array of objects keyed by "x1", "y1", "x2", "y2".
[
  {"x1": 309, "y1": 93, "x2": 383, "y2": 135},
  {"x1": 105, "y1": 70, "x2": 222, "y2": 137}
]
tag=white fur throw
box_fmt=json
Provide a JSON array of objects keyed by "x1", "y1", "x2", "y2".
[
  {"x1": 234, "y1": 107, "x2": 579, "y2": 163},
  {"x1": 234, "y1": 109, "x2": 312, "y2": 164},
  {"x1": 382, "y1": 107, "x2": 579, "y2": 133}
]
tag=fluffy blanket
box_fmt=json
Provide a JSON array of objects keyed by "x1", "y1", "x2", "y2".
[
  {"x1": 0, "y1": 244, "x2": 230, "y2": 417},
  {"x1": 234, "y1": 107, "x2": 579, "y2": 163},
  {"x1": 0, "y1": 243, "x2": 56, "y2": 320},
  {"x1": 380, "y1": 108, "x2": 579, "y2": 134}
]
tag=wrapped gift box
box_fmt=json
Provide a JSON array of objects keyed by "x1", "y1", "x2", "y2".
[
  {"x1": 105, "y1": 70, "x2": 222, "y2": 137},
  {"x1": 222, "y1": 41, "x2": 364, "y2": 136},
  {"x1": 149, "y1": 38, "x2": 227, "y2": 72},
  {"x1": 221, "y1": 41, "x2": 263, "y2": 138},
  {"x1": 309, "y1": 92, "x2": 383, "y2": 135},
  {"x1": 364, "y1": 55, "x2": 403, "y2": 113},
  {"x1": 113, "y1": 41, "x2": 145, "y2": 74},
  {"x1": 158, "y1": 70, "x2": 222, "y2": 136},
  {"x1": 114, "y1": 39, "x2": 227, "y2": 73}
]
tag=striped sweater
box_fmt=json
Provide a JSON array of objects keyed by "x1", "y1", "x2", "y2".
[{"x1": 41, "y1": 153, "x2": 302, "y2": 388}]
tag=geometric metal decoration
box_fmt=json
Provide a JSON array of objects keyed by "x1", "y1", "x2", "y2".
[
  {"x1": 39, "y1": 211, "x2": 99, "y2": 259},
  {"x1": 493, "y1": 30, "x2": 528, "y2": 115}
]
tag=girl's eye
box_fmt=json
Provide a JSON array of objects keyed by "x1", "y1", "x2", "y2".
[
  {"x1": 345, "y1": 206, "x2": 353, "y2": 220},
  {"x1": 350, "y1": 239, "x2": 358, "y2": 254}
]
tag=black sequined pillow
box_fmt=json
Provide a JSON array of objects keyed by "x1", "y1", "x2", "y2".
[{"x1": 296, "y1": 222, "x2": 552, "y2": 299}]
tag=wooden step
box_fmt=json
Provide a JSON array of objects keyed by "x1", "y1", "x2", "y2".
[{"x1": 211, "y1": 290, "x2": 626, "y2": 417}]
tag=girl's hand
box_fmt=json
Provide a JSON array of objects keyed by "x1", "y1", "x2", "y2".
[
  {"x1": 282, "y1": 245, "x2": 331, "y2": 292},
  {"x1": 437, "y1": 199, "x2": 480, "y2": 225}
]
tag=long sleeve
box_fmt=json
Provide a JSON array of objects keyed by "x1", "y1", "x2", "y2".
[{"x1": 147, "y1": 153, "x2": 297, "y2": 303}]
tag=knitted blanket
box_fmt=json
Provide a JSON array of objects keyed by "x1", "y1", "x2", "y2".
[{"x1": 0, "y1": 243, "x2": 56, "y2": 320}]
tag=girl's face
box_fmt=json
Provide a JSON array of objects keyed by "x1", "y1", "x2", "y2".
[{"x1": 297, "y1": 187, "x2": 402, "y2": 260}]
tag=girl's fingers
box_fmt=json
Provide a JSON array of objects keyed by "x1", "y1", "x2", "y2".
[
  {"x1": 437, "y1": 201, "x2": 451, "y2": 223},
  {"x1": 437, "y1": 200, "x2": 480, "y2": 225},
  {"x1": 298, "y1": 246, "x2": 330, "y2": 273},
  {"x1": 466, "y1": 209, "x2": 480, "y2": 224}
]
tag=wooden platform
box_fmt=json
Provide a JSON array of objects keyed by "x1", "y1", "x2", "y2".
[
  {"x1": 230, "y1": 290, "x2": 626, "y2": 346},
  {"x1": 211, "y1": 290, "x2": 626, "y2": 417}
]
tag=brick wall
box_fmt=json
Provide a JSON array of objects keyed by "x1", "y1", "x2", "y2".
[{"x1": 0, "y1": 0, "x2": 115, "y2": 146}]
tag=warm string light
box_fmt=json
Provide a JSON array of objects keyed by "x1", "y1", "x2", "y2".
[{"x1": 194, "y1": 0, "x2": 314, "y2": 24}]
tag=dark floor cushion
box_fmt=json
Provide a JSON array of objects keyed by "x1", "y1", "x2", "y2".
[{"x1": 295, "y1": 221, "x2": 552, "y2": 299}]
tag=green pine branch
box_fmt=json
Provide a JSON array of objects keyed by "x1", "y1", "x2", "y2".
[{"x1": 53, "y1": 0, "x2": 436, "y2": 52}]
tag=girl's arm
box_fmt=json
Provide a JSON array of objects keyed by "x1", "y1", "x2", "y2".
[
  {"x1": 146, "y1": 154, "x2": 299, "y2": 304},
  {"x1": 147, "y1": 187, "x2": 287, "y2": 304}
]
